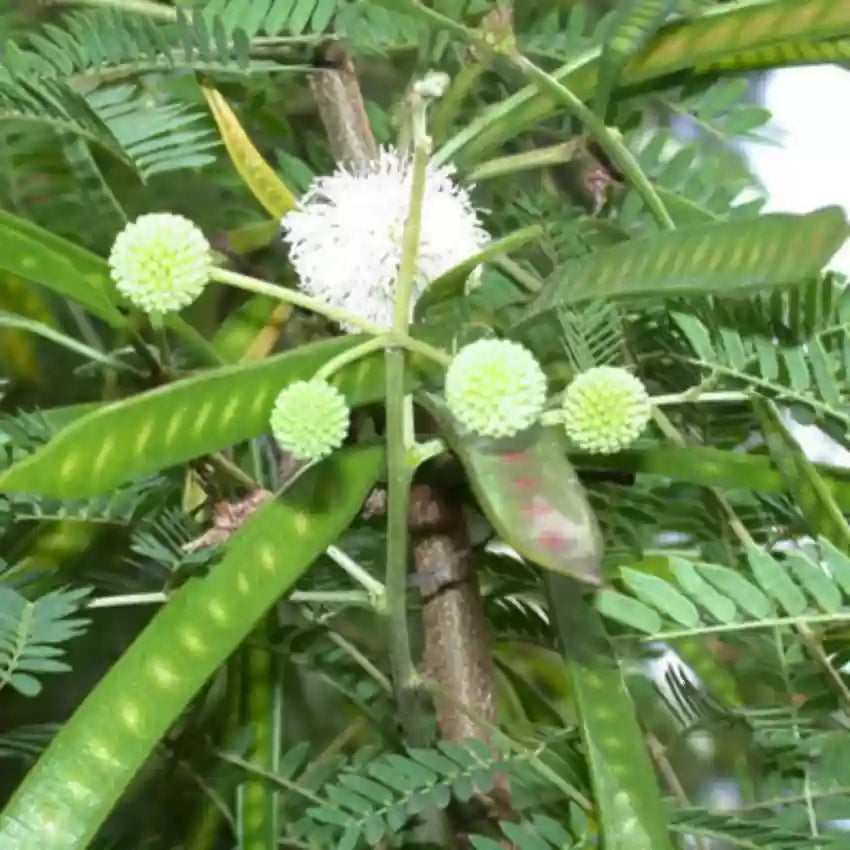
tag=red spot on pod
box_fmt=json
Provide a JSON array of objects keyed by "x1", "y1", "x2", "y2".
[
  {"x1": 521, "y1": 500, "x2": 552, "y2": 519},
  {"x1": 538, "y1": 531, "x2": 567, "y2": 550},
  {"x1": 501, "y1": 452, "x2": 529, "y2": 464},
  {"x1": 513, "y1": 476, "x2": 537, "y2": 489}
]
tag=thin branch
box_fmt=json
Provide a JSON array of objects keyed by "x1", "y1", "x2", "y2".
[{"x1": 47, "y1": 0, "x2": 177, "y2": 19}]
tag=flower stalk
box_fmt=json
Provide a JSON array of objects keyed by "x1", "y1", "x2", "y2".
[
  {"x1": 465, "y1": 139, "x2": 585, "y2": 183},
  {"x1": 209, "y1": 266, "x2": 383, "y2": 335},
  {"x1": 384, "y1": 78, "x2": 439, "y2": 743},
  {"x1": 392, "y1": 0, "x2": 675, "y2": 230}
]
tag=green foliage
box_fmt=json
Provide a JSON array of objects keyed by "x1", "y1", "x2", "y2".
[
  {"x1": 0, "y1": 446, "x2": 383, "y2": 847},
  {"x1": 3, "y1": 1, "x2": 850, "y2": 849},
  {"x1": 447, "y1": 0, "x2": 850, "y2": 164},
  {"x1": 549, "y1": 575, "x2": 673, "y2": 850},
  {"x1": 0, "y1": 77, "x2": 130, "y2": 166},
  {"x1": 524, "y1": 207, "x2": 848, "y2": 319},
  {"x1": 0, "y1": 586, "x2": 90, "y2": 697},
  {"x1": 304, "y1": 739, "x2": 508, "y2": 847},
  {"x1": 596, "y1": 0, "x2": 676, "y2": 116},
  {"x1": 671, "y1": 275, "x2": 850, "y2": 433},
  {"x1": 596, "y1": 539, "x2": 850, "y2": 639},
  {"x1": 88, "y1": 84, "x2": 219, "y2": 179},
  {"x1": 0, "y1": 339, "x2": 423, "y2": 498},
  {"x1": 619, "y1": 77, "x2": 772, "y2": 229},
  {"x1": 0, "y1": 208, "x2": 120, "y2": 323}
]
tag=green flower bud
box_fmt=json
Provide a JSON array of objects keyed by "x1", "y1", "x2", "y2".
[
  {"x1": 270, "y1": 380, "x2": 350, "y2": 462},
  {"x1": 109, "y1": 213, "x2": 211, "y2": 313},
  {"x1": 445, "y1": 339, "x2": 547, "y2": 438},
  {"x1": 562, "y1": 366, "x2": 650, "y2": 454}
]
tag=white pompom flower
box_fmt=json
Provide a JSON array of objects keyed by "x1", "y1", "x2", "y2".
[{"x1": 280, "y1": 147, "x2": 488, "y2": 331}]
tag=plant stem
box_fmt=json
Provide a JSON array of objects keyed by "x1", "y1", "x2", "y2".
[
  {"x1": 435, "y1": 45, "x2": 597, "y2": 167},
  {"x1": 495, "y1": 255, "x2": 542, "y2": 293},
  {"x1": 652, "y1": 389, "x2": 750, "y2": 406},
  {"x1": 393, "y1": 333, "x2": 452, "y2": 367},
  {"x1": 465, "y1": 139, "x2": 584, "y2": 182},
  {"x1": 385, "y1": 346, "x2": 418, "y2": 704},
  {"x1": 431, "y1": 61, "x2": 484, "y2": 142},
  {"x1": 540, "y1": 390, "x2": 750, "y2": 426},
  {"x1": 213, "y1": 752, "x2": 325, "y2": 805},
  {"x1": 209, "y1": 452, "x2": 259, "y2": 489},
  {"x1": 505, "y1": 56, "x2": 674, "y2": 231},
  {"x1": 393, "y1": 112, "x2": 430, "y2": 331},
  {"x1": 86, "y1": 589, "x2": 374, "y2": 610},
  {"x1": 326, "y1": 545, "x2": 386, "y2": 599},
  {"x1": 384, "y1": 79, "x2": 435, "y2": 743},
  {"x1": 212, "y1": 268, "x2": 452, "y2": 367},
  {"x1": 49, "y1": 0, "x2": 177, "y2": 20},
  {"x1": 86, "y1": 592, "x2": 167, "y2": 609},
  {"x1": 167, "y1": 316, "x2": 226, "y2": 367},
  {"x1": 210, "y1": 267, "x2": 384, "y2": 336},
  {"x1": 315, "y1": 335, "x2": 392, "y2": 381},
  {"x1": 394, "y1": 0, "x2": 674, "y2": 230}
]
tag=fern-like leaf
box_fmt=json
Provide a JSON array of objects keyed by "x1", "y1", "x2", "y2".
[
  {"x1": 0, "y1": 77, "x2": 129, "y2": 164},
  {"x1": 0, "y1": 586, "x2": 90, "y2": 696},
  {"x1": 87, "y1": 84, "x2": 219, "y2": 179},
  {"x1": 596, "y1": 0, "x2": 676, "y2": 117},
  {"x1": 670, "y1": 275, "x2": 850, "y2": 434},
  {"x1": 595, "y1": 537, "x2": 850, "y2": 640}
]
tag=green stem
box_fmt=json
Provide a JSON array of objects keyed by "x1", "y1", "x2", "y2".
[
  {"x1": 86, "y1": 592, "x2": 167, "y2": 609},
  {"x1": 323, "y1": 624, "x2": 394, "y2": 695},
  {"x1": 384, "y1": 79, "x2": 436, "y2": 744},
  {"x1": 431, "y1": 62, "x2": 485, "y2": 142},
  {"x1": 393, "y1": 333, "x2": 452, "y2": 367},
  {"x1": 213, "y1": 751, "x2": 325, "y2": 806},
  {"x1": 465, "y1": 139, "x2": 584, "y2": 183},
  {"x1": 237, "y1": 613, "x2": 280, "y2": 850},
  {"x1": 293, "y1": 590, "x2": 373, "y2": 606},
  {"x1": 384, "y1": 348, "x2": 416, "y2": 707},
  {"x1": 315, "y1": 335, "x2": 392, "y2": 381},
  {"x1": 49, "y1": 0, "x2": 177, "y2": 20},
  {"x1": 651, "y1": 389, "x2": 750, "y2": 406},
  {"x1": 494, "y1": 255, "x2": 542, "y2": 293},
  {"x1": 167, "y1": 316, "x2": 225, "y2": 367},
  {"x1": 393, "y1": 116, "x2": 430, "y2": 330},
  {"x1": 394, "y1": 0, "x2": 674, "y2": 230},
  {"x1": 507, "y1": 55, "x2": 674, "y2": 231},
  {"x1": 86, "y1": 589, "x2": 374, "y2": 610},
  {"x1": 630, "y1": 611, "x2": 850, "y2": 642},
  {"x1": 210, "y1": 270, "x2": 454, "y2": 369},
  {"x1": 210, "y1": 267, "x2": 384, "y2": 336},
  {"x1": 209, "y1": 452, "x2": 259, "y2": 490},
  {"x1": 540, "y1": 390, "x2": 750, "y2": 426},
  {"x1": 435, "y1": 46, "x2": 597, "y2": 167},
  {"x1": 326, "y1": 544, "x2": 386, "y2": 599}
]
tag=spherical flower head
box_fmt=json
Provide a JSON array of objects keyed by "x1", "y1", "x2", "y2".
[
  {"x1": 270, "y1": 379, "x2": 350, "y2": 462},
  {"x1": 109, "y1": 213, "x2": 212, "y2": 314},
  {"x1": 281, "y1": 147, "x2": 488, "y2": 331},
  {"x1": 445, "y1": 339, "x2": 547, "y2": 439},
  {"x1": 562, "y1": 366, "x2": 650, "y2": 454}
]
